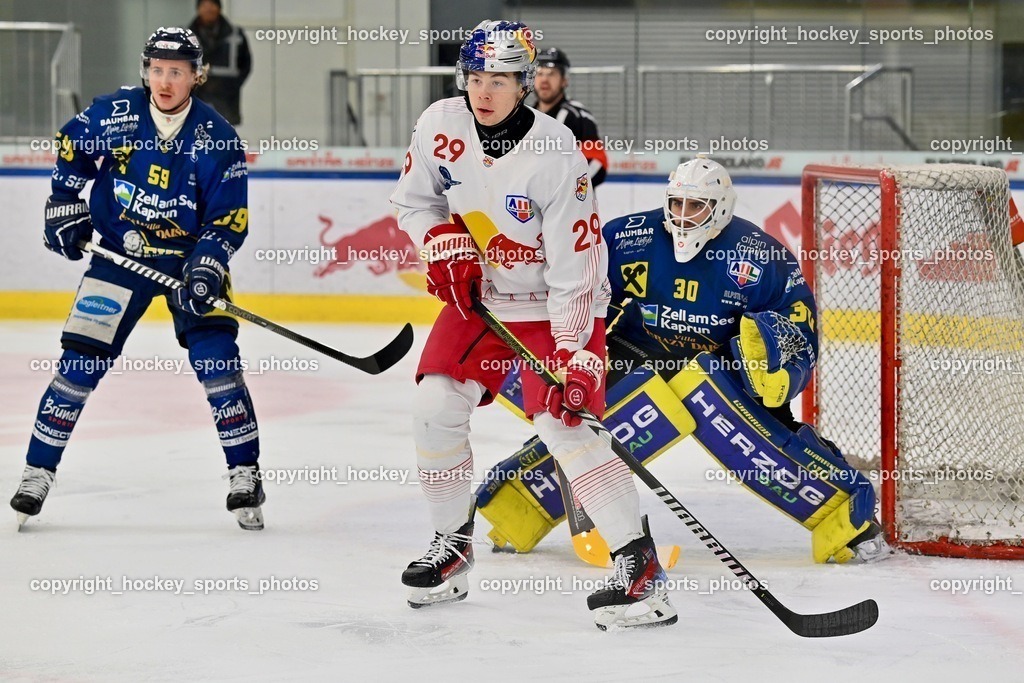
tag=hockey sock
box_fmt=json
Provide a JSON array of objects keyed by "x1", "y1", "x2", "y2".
[
  {"x1": 26, "y1": 349, "x2": 111, "y2": 469},
  {"x1": 202, "y1": 371, "x2": 259, "y2": 467},
  {"x1": 186, "y1": 329, "x2": 259, "y2": 467},
  {"x1": 534, "y1": 412, "x2": 642, "y2": 551},
  {"x1": 414, "y1": 375, "x2": 482, "y2": 533}
]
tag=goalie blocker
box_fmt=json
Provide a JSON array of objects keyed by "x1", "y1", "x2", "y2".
[{"x1": 476, "y1": 352, "x2": 876, "y2": 564}]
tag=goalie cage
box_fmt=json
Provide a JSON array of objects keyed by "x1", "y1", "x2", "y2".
[{"x1": 801, "y1": 163, "x2": 1024, "y2": 559}]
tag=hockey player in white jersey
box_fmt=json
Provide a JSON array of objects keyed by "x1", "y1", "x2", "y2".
[{"x1": 390, "y1": 20, "x2": 676, "y2": 630}]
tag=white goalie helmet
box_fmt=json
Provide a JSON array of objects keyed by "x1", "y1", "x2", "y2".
[{"x1": 663, "y1": 155, "x2": 737, "y2": 263}]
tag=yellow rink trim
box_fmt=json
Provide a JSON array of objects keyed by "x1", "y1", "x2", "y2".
[
  {"x1": 0, "y1": 291, "x2": 444, "y2": 324},
  {"x1": 822, "y1": 309, "x2": 1024, "y2": 352}
]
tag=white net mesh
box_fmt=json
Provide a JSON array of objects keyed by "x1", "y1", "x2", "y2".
[{"x1": 809, "y1": 164, "x2": 1024, "y2": 551}]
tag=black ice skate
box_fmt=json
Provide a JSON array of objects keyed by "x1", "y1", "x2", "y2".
[
  {"x1": 10, "y1": 465, "x2": 56, "y2": 530},
  {"x1": 402, "y1": 519, "x2": 475, "y2": 608},
  {"x1": 587, "y1": 530, "x2": 678, "y2": 631},
  {"x1": 226, "y1": 463, "x2": 266, "y2": 531}
]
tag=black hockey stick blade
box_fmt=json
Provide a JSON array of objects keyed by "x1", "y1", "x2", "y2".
[
  {"x1": 81, "y1": 241, "x2": 414, "y2": 374},
  {"x1": 230, "y1": 310, "x2": 413, "y2": 374},
  {"x1": 316, "y1": 322, "x2": 414, "y2": 375},
  {"x1": 764, "y1": 592, "x2": 879, "y2": 638}
]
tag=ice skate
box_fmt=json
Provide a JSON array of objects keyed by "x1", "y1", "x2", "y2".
[
  {"x1": 402, "y1": 519, "x2": 475, "y2": 608},
  {"x1": 848, "y1": 522, "x2": 893, "y2": 563},
  {"x1": 226, "y1": 463, "x2": 265, "y2": 531},
  {"x1": 587, "y1": 531, "x2": 678, "y2": 631},
  {"x1": 10, "y1": 465, "x2": 56, "y2": 530}
]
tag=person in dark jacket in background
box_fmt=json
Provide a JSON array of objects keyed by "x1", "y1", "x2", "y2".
[
  {"x1": 532, "y1": 47, "x2": 608, "y2": 187},
  {"x1": 189, "y1": 0, "x2": 252, "y2": 125}
]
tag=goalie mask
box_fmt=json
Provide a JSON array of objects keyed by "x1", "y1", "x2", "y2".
[
  {"x1": 664, "y1": 156, "x2": 737, "y2": 263},
  {"x1": 455, "y1": 20, "x2": 538, "y2": 92}
]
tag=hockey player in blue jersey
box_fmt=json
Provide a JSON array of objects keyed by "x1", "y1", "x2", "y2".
[
  {"x1": 476, "y1": 156, "x2": 891, "y2": 565},
  {"x1": 10, "y1": 27, "x2": 265, "y2": 531}
]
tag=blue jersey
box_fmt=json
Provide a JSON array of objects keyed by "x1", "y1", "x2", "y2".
[
  {"x1": 50, "y1": 86, "x2": 248, "y2": 260},
  {"x1": 603, "y1": 208, "x2": 817, "y2": 360}
]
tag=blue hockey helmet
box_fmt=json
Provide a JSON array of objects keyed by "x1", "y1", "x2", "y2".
[{"x1": 456, "y1": 20, "x2": 538, "y2": 91}]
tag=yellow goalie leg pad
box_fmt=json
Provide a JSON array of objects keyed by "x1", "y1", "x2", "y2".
[
  {"x1": 811, "y1": 497, "x2": 872, "y2": 564},
  {"x1": 480, "y1": 478, "x2": 561, "y2": 553},
  {"x1": 667, "y1": 355, "x2": 874, "y2": 564},
  {"x1": 483, "y1": 370, "x2": 693, "y2": 562}
]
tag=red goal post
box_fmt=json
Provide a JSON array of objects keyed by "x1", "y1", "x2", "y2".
[{"x1": 800, "y1": 163, "x2": 1024, "y2": 559}]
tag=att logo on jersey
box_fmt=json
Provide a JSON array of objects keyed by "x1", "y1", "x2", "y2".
[
  {"x1": 728, "y1": 259, "x2": 763, "y2": 288},
  {"x1": 505, "y1": 195, "x2": 534, "y2": 223}
]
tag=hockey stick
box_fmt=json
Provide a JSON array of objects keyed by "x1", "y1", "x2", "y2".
[
  {"x1": 80, "y1": 241, "x2": 414, "y2": 374},
  {"x1": 472, "y1": 300, "x2": 878, "y2": 637}
]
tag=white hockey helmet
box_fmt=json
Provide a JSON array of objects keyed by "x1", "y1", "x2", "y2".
[
  {"x1": 663, "y1": 155, "x2": 736, "y2": 263},
  {"x1": 455, "y1": 20, "x2": 538, "y2": 92}
]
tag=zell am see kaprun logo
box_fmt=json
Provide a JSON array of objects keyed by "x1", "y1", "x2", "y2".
[
  {"x1": 76, "y1": 296, "x2": 122, "y2": 316},
  {"x1": 113, "y1": 179, "x2": 137, "y2": 209}
]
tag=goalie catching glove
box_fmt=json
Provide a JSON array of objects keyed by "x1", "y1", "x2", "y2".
[{"x1": 731, "y1": 310, "x2": 815, "y2": 408}]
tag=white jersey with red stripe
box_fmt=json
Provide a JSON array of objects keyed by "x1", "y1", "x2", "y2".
[{"x1": 390, "y1": 96, "x2": 610, "y2": 352}]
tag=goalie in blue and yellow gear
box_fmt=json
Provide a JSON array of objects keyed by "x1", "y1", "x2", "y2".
[{"x1": 475, "y1": 156, "x2": 891, "y2": 566}]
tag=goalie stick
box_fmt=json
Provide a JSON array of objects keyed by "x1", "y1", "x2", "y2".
[
  {"x1": 80, "y1": 241, "x2": 413, "y2": 375},
  {"x1": 472, "y1": 299, "x2": 879, "y2": 638}
]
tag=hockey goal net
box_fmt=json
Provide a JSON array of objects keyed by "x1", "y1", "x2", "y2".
[{"x1": 801, "y1": 163, "x2": 1024, "y2": 559}]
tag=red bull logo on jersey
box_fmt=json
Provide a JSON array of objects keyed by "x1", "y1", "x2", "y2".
[
  {"x1": 505, "y1": 195, "x2": 534, "y2": 223},
  {"x1": 484, "y1": 233, "x2": 545, "y2": 269},
  {"x1": 728, "y1": 259, "x2": 763, "y2": 288}
]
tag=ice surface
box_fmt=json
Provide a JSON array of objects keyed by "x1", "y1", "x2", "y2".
[{"x1": 1, "y1": 321, "x2": 1023, "y2": 682}]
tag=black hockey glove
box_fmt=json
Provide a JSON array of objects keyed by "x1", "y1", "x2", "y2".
[
  {"x1": 44, "y1": 196, "x2": 93, "y2": 261},
  {"x1": 173, "y1": 233, "x2": 230, "y2": 316}
]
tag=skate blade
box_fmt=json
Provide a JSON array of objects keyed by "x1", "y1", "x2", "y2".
[
  {"x1": 15, "y1": 512, "x2": 30, "y2": 531},
  {"x1": 406, "y1": 575, "x2": 469, "y2": 609},
  {"x1": 234, "y1": 507, "x2": 264, "y2": 531},
  {"x1": 593, "y1": 593, "x2": 678, "y2": 631}
]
